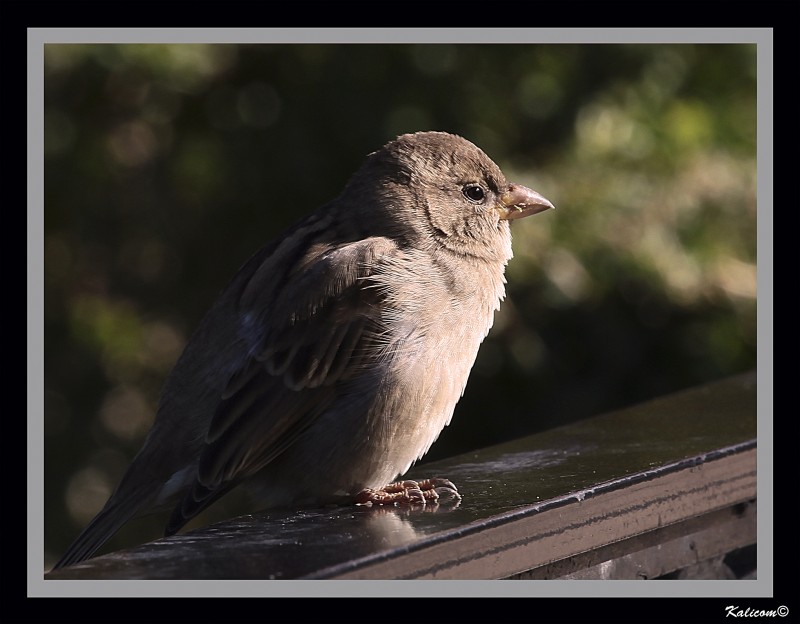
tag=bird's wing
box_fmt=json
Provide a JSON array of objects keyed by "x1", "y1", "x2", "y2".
[{"x1": 166, "y1": 229, "x2": 397, "y2": 533}]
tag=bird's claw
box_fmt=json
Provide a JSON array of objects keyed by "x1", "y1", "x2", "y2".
[{"x1": 354, "y1": 477, "x2": 461, "y2": 506}]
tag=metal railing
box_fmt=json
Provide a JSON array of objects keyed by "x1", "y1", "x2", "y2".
[{"x1": 46, "y1": 371, "x2": 757, "y2": 581}]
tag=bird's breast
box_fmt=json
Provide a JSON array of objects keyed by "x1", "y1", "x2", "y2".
[{"x1": 359, "y1": 250, "x2": 507, "y2": 477}]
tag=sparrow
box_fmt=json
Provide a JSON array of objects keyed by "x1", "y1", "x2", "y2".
[{"x1": 55, "y1": 131, "x2": 554, "y2": 568}]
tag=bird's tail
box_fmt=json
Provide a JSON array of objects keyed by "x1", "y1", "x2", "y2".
[{"x1": 52, "y1": 487, "x2": 151, "y2": 570}]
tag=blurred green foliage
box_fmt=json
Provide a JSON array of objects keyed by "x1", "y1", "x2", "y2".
[{"x1": 43, "y1": 43, "x2": 757, "y2": 567}]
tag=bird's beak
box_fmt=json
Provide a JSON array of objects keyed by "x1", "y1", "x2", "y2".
[{"x1": 496, "y1": 184, "x2": 555, "y2": 221}]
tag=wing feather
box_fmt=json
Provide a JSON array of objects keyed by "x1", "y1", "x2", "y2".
[{"x1": 167, "y1": 232, "x2": 398, "y2": 532}]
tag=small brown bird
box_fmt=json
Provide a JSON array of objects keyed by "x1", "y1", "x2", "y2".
[{"x1": 55, "y1": 131, "x2": 554, "y2": 568}]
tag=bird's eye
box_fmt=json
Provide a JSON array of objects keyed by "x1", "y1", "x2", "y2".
[{"x1": 462, "y1": 184, "x2": 486, "y2": 204}]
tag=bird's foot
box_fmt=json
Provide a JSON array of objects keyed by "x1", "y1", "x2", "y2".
[{"x1": 354, "y1": 477, "x2": 461, "y2": 506}]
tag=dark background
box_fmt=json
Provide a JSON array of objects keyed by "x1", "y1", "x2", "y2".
[{"x1": 43, "y1": 43, "x2": 757, "y2": 568}]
